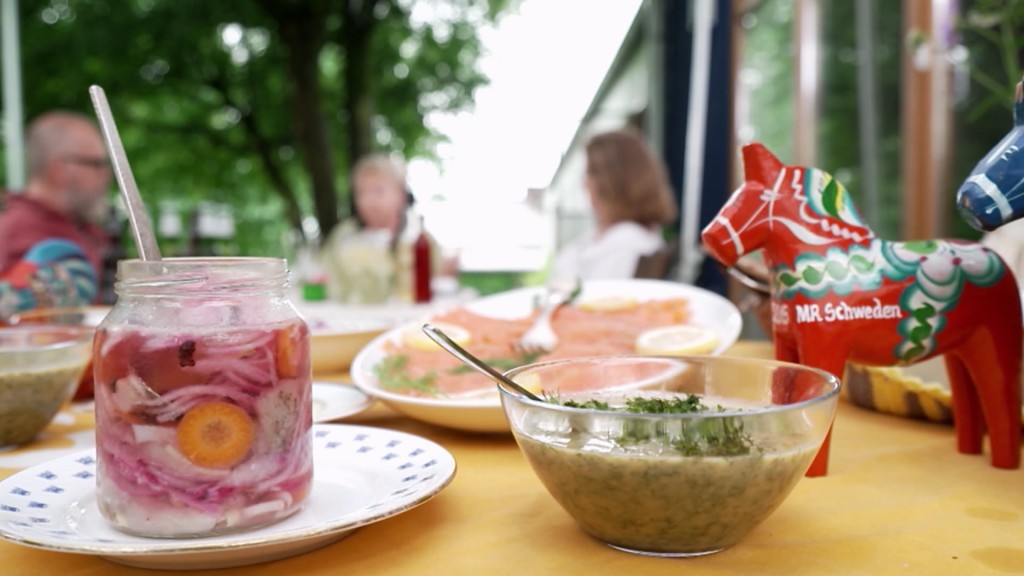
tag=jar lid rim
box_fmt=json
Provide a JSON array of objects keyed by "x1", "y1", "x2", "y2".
[{"x1": 116, "y1": 257, "x2": 288, "y2": 291}]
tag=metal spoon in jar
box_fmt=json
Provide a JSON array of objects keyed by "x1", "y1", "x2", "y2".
[
  {"x1": 421, "y1": 323, "x2": 544, "y2": 402},
  {"x1": 89, "y1": 85, "x2": 162, "y2": 261}
]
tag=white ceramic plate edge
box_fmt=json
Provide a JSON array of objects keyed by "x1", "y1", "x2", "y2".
[
  {"x1": 312, "y1": 382, "x2": 375, "y2": 422},
  {"x1": 0, "y1": 424, "x2": 456, "y2": 570}
]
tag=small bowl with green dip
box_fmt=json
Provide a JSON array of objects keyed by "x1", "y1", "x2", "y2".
[
  {"x1": 500, "y1": 355, "x2": 840, "y2": 557},
  {"x1": 0, "y1": 325, "x2": 94, "y2": 446}
]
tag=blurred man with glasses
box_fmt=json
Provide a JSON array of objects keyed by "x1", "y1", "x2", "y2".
[{"x1": 0, "y1": 111, "x2": 115, "y2": 313}]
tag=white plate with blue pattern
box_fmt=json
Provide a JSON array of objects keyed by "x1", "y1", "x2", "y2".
[{"x1": 0, "y1": 424, "x2": 456, "y2": 570}]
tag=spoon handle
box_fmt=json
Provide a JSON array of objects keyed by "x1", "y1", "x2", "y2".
[
  {"x1": 421, "y1": 323, "x2": 544, "y2": 402},
  {"x1": 89, "y1": 85, "x2": 162, "y2": 261}
]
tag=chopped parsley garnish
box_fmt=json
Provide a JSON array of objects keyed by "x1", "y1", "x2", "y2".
[
  {"x1": 623, "y1": 395, "x2": 704, "y2": 414},
  {"x1": 550, "y1": 394, "x2": 756, "y2": 457}
]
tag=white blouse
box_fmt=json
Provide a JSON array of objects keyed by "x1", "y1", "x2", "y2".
[{"x1": 550, "y1": 221, "x2": 665, "y2": 280}]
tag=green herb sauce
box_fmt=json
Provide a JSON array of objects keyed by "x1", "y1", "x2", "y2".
[
  {"x1": 0, "y1": 364, "x2": 84, "y2": 445},
  {"x1": 517, "y1": 435, "x2": 816, "y2": 553},
  {"x1": 516, "y1": 393, "x2": 818, "y2": 554}
]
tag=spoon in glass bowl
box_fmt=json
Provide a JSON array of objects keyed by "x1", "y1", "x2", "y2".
[{"x1": 421, "y1": 323, "x2": 543, "y2": 402}]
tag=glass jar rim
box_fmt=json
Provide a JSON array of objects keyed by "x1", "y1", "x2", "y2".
[{"x1": 115, "y1": 257, "x2": 288, "y2": 294}]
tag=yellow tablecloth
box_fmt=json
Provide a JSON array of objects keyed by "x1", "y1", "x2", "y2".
[{"x1": 2, "y1": 342, "x2": 1023, "y2": 575}]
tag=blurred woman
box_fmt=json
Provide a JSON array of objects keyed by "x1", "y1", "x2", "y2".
[
  {"x1": 321, "y1": 154, "x2": 445, "y2": 304},
  {"x1": 549, "y1": 128, "x2": 678, "y2": 280}
]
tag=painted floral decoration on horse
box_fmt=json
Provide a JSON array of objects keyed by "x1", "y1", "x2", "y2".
[
  {"x1": 776, "y1": 239, "x2": 1006, "y2": 363},
  {"x1": 702, "y1": 143, "x2": 1022, "y2": 477}
]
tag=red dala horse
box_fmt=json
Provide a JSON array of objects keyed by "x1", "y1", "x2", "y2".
[{"x1": 702, "y1": 143, "x2": 1022, "y2": 476}]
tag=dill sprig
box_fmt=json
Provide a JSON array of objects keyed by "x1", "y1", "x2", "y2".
[
  {"x1": 449, "y1": 351, "x2": 544, "y2": 374},
  {"x1": 373, "y1": 354, "x2": 440, "y2": 395},
  {"x1": 560, "y1": 398, "x2": 611, "y2": 410}
]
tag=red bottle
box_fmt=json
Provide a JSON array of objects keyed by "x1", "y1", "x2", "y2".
[{"x1": 413, "y1": 217, "x2": 432, "y2": 303}]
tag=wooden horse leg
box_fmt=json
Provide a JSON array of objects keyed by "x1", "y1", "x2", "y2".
[
  {"x1": 779, "y1": 342, "x2": 843, "y2": 478},
  {"x1": 947, "y1": 332, "x2": 1022, "y2": 469},
  {"x1": 978, "y1": 334, "x2": 1021, "y2": 469},
  {"x1": 944, "y1": 352, "x2": 984, "y2": 455},
  {"x1": 807, "y1": 421, "x2": 834, "y2": 477},
  {"x1": 802, "y1": 356, "x2": 843, "y2": 477}
]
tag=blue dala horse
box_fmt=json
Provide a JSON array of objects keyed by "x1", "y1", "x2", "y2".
[{"x1": 958, "y1": 77, "x2": 1024, "y2": 230}]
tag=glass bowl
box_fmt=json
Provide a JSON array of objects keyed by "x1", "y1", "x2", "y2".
[
  {"x1": 0, "y1": 325, "x2": 94, "y2": 446},
  {"x1": 7, "y1": 306, "x2": 104, "y2": 400},
  {"x1": 499, "y1": 355, "x2": 840, "y2": 557}
]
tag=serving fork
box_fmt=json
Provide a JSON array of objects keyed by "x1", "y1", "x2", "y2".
[{"x1": 514, "y1": 276, "x2": 581, "y2": 355}]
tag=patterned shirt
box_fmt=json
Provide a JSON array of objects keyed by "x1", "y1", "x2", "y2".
[{"x1": 0, "y1": 239, "x2": 97, "y2": 322}]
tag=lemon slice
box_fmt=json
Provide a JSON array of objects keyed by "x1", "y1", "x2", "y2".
[
  {"x1": 512, "y1": 372, "x2": 544, "y2": 395},
  {"x1": 401, "y1": 322, "x2": 471, "y2": 351},
  {"x1": 578, "y1": 296, "x2": 638, "y2": 312},
  {"x1": 635, "y1": 325, "x2": 720, "y2": 356}
]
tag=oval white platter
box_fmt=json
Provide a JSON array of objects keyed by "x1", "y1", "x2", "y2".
[{"x1": 351, "y1": 278, "x2": 743, "y2": 433}]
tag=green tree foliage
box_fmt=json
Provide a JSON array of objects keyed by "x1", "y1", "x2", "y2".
[
  {"x1": 11, "y1": 0, "x2": 512, "y2": 256},
  {"x1": 817, "y1": 0, "x2": 1024, "y2": 240},
  {"x1": 817, "y1": 0, "x2": 902, "y2": 240},
  {"x1": 739, "y1": 0, "x2": 796, "y2": 162},
  {"x1": 743, "y1": 1, "x2": 1024, "y2": 241}
]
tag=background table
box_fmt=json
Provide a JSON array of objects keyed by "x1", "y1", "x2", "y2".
[{"x1": 2, "y1": 342, "x2": 1023, "y2": 575}]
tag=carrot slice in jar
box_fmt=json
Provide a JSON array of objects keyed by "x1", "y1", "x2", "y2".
[
  {"x1": 276, "y1": 325, "x2": 299, "y2": 379},
  {"x1": 177, "y1": 401, "x2": 255, "y2": 469}
]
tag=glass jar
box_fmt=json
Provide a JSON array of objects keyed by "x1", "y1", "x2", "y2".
[{"x1": 93, "y1": 258, "x2": 313, "y2": 538}]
